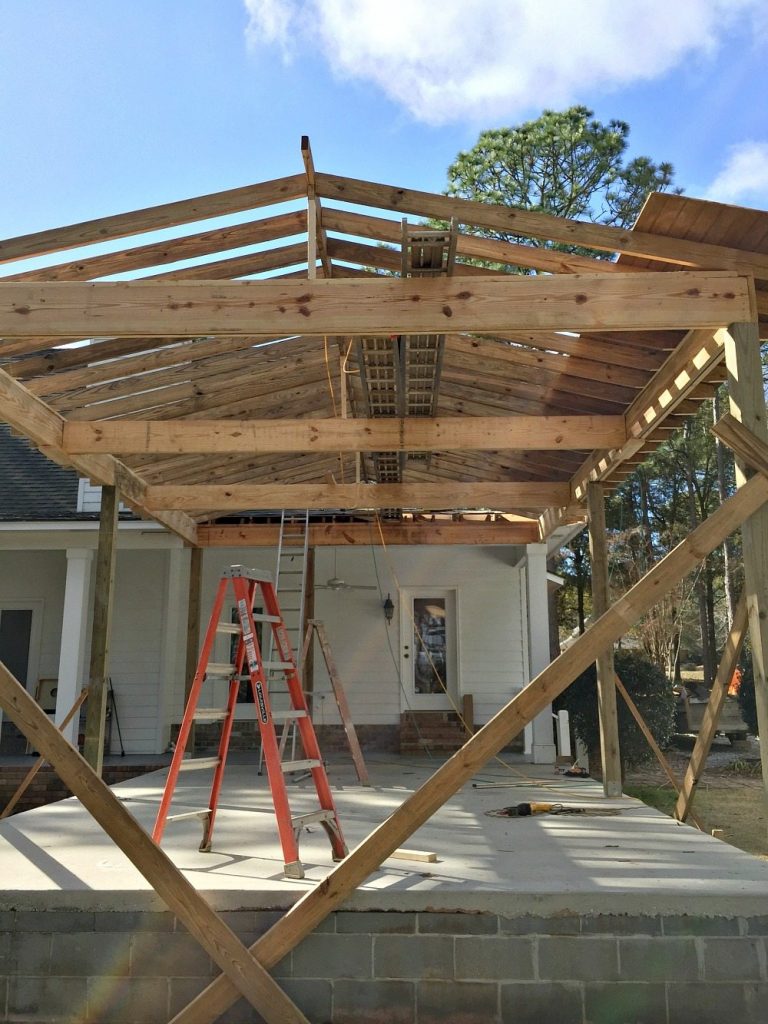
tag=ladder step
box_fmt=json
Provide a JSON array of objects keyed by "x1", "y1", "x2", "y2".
[
  {"x1": 215, "y1": 623, "x2": 242, "y2": 635},
  {"x1": 194, "y1": 708, "x2": 230, "y2": 721},
  {"x1": 272, "y1": 710, "x2": 308, "y2": 721},
  {"x1": 166, "y1": 809, "x2": 212, "y2": 823},
  {"x1": 252, "y1": 613, "x2": 282, "y2": 623},
  {"x1": 206, "y1": 663, "x2": 236, "y2": 676},
  {"x1": 179, "y1": 757, "x2": 221, "y2": 771},
  {"x1": 291, "y1": 809, "x2": 335, "y2": 829},
  {"x1": 281, "y1": 759, "x2": 321, "y2": 772},
  {"x1": 264, "y1": 661, "x2": 294, "y2": 671}
]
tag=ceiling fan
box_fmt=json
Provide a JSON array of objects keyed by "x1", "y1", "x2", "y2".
[{"x1": 317, "y1": 551, "x2": 378, "y2": 592}]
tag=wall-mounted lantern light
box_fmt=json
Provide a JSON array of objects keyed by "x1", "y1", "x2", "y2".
[{"x1": 383, "y1": 593, "x2": 395, "y2": 624}]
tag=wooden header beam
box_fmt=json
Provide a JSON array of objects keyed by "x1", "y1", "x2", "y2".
[
  {"x1": 0, "y1": 272, "x2": 752, "y2": 338},
  {"x1": 145, "y1": 481, "x2": 572, "y2": 513},
  {"x1": 197, "y1": 520, "x2": 540, "y2": 547},
  {"x1": 62, "y1": 416, "x2": 627, "y2": 455}
]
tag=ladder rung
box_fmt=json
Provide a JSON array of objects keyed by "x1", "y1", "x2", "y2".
[
  {"x1": 272, "y1": 710, "x2": 308, "y2": 721},
  {"x1": 291, "y1": 809, "x2": 335, "y2": 829},
  {"x1": 252, "y1": 613, "x2": 282, "y2": 623},
  {"x1": 223, "y1": 566, "x2": 274, "y2": 583},
  {"x1": 264, "y1": 661, "x2": 294, "y2": 671},
  {"x1": 206, "y1": 663, "x2": 236, "y2": 676},
  {"x1": 179, "y1": 757, "x2": 221, "y2": 771},
  {"x1": 194, "y1": 708, "x2": 229, "y2": 721},
  {"x1": 166, "y1": 809, "x2": 212, "y2": 823},
  {"x1": 280, "y1": 759, "x2": 321, "y2": 772},
  {"x1": 216, "y1": 623, "x2": 241, "y2": 635}
]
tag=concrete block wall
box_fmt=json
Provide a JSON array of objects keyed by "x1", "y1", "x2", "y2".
[{"x1": 2, "y1": 907, "x2": 768, "y2": 1023}]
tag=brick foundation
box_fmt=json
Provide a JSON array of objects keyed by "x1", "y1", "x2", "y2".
[
  {"x1": 0, "y1": 763, "x2": 165, "y2": 816},
  {"x1": 2, "y1": 907, "x2": 767, "y2": 1022}
]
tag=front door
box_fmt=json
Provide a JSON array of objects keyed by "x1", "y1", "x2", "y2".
[{"x1": 401, "y1": 589, "x2": 458, "y2": 710}]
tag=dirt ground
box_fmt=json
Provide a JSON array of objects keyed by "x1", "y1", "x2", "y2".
[{"x1": 625, "y1": 735, "x2": 768, "y2": 859}]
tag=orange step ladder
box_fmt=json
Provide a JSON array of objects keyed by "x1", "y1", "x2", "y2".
[{"x1": 152, "y1": 565, "x2": 347, "y2": 879}]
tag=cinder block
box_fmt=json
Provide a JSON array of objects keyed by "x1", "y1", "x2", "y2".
[
  {"x1": 215, "y1": 910, "x2": 282, "y2": 939},
  {"x1": 130, "y1": 932, "x2": 213, "y2": 977},
  {"x1": 585, "y1": 981, "x2": 666, "y2": 1024},
  {"x1": 281, "y1": 978, "x2": 332, "y2": 1022},
  {"x1": 746, "y1": 983, "x2": 768, "y2": 1023},
  {"x1": 538, "y1": 936, "x2": 619, "y2": 982},
  {"x1": 668, "y1": 982, "x2": 750, "y2": 1022},
  {"x1": 0, "y1": 911, "x2": 15, "y2": 933},
  {"x1": 216, "y1": 995, "x2": 265, "y2": 1024},
  {"x1": 94, "y1": 910, "x2": 174, "y2": 932},
  {"x1": 15, "y1": 909, "x2": 94, "y2": 933},
  {"x1": 52, "y1": 931, "x2": 132, "y2": 977},
  {"x1": 168, "y1": 976, "x2": 210, "y2": 1018},
  {"x1": 10, "y1": 931, "x2": 53, "y2": 975},
  {"x1": 500, "y1": 914, "x2": 579, "y2": 935},
  {"x1": 336, "y1": 911, "x2": 416, "y2": 934},
  {"x1": 455, "y1": 936, "x2": 535, "y2": 981},
  {"x1": 8, "y1": 976, "x2": 88, "y2": 1020},
  {"x1": 703, "y1": 937, "x2": 765, "y2": 981},
  {"x1": 86, "y1": 976, "x2": 169, "y2": 1023},
  {"x1": 418, "y1": 980, "x2": 499, "y2": 1024},
  {"x1": 619, "y1": 937, "x2": 699, "y2": 982},
  {"x1": 746, "y1": 917, "x2": 768, "y2": 935},
  {"x1": 292, "y1": 932, "x2": 372, "y2": 979},
  {"x1": 581, "y1": 915, "x2": 662, "y2": 935},
  {"x1": 374, "y1": 935, "x2": 454, "y2": 981},
  {"x1": 501, "y1": 981, "x2": 582, "y2": 1024},
  {"x1": 419, "y1": 912, "x2": 498, "y2": 935},
  {"x1": 333, "y1": 979, "x2": 415, "y2": 1024},
  {"x1": 663, "y1": 915, "x2": 741, "y2": 936}
]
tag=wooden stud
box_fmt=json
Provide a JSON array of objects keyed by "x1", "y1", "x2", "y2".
[
  {"x1": 0, "y1": 661, "x2": 308, "y2": 1024},
  {"x1": 169, "y1": 468, "x2": 768, "y2": 1024},
  {"x1": 62, "y1": 415, "x2": 627, "y2": 455},
  {"x1": 0, "y1": 273, "x2": 751, "y2": 338},
  {"x1": 587, "y1": 482, "x2": 622, "y2": 796},
  {"x1": 82, "y1": 486, "x2": 119, "y2": 774},
  {"x1": 197, "y1": 521, "x2": 540, "y2": 547},
  {"x1": 674, "y1": 594, "x2": 748, "y2": 823}
]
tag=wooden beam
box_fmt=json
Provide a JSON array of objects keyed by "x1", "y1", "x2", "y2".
[
  {"x1": 0, "y1": 272, "x2": 751, "y2": 338},
  {"x1": 0, "y1": 661, "x2": 308, "y2": 1024},
  {"x1": 82, "y1": 485, "x2": 119, "y2": 774},
  {"x1": 197, "y1": 520, "x2": 540, "y2": 546},
  {"x1": 168, "y1": 468, "x2": 768, "y2": 1024},
  {"x1": 63, "y1": 415, "x2": 627, "y2": 455},
  {"x1": 587, "y1": 481, "x2": 622, "y2": 797},
  {"x1": 145, "y1": 481, "x2": 572, "y2": 513},
  {"x1": 674, "y1": 593, "x2": 748, "y2": 823},
  {"x1": 570, "y1": 327, "x2": 729, "y2": 502},
  {"x1": 315, "y1": 172, "x2": 768, "y2": 277},
  {"x1": 0, "y1": 365, "x2": 199, "y2": 544},
  {"x1": 0, "y1": 174, "x2": 306, "y2": 264}
]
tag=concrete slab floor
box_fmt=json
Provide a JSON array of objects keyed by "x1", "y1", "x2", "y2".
[{"x1": 1, "y1": 752, "x2": 767, "y2": 917}]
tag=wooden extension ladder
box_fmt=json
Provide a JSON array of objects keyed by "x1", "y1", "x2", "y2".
[{"x1": 152, "y1": 565, "x2": 347, "y2": 879}]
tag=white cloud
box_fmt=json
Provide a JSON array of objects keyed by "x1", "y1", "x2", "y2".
[
  {"x1": 704, "y1": 141, "x2": 768, "y2": 206},
  {"x1": 243, "y1": 0, "x2": 765, "y2": 125}
]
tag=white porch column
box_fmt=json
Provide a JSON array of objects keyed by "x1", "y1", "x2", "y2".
[
  {"x1": 56, "y1": 548, "x2": 93, "y2": 745},
  {"x1": 524, "y1": 543, "x2": 557, "y2": 764},
  {"x1": 155, "y1": 547, "x2": 189, "y2": 754}
]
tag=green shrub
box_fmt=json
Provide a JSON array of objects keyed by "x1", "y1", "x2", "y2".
[{"x1": 557, "y1": 649, "x2": 676, "y2": 772}]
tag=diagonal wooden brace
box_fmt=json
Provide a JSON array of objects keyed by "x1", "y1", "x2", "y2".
[
  {"x1": 170, "y1": 468, "x2": 768, "y2": 1024},
  {"x1": 0, "y1": 662, "x2": 309, "y2": 1024}
]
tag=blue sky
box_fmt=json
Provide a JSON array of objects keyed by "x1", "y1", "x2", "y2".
[{"x1": 1, "y1": 0, "x2": 768, "y2": 240}]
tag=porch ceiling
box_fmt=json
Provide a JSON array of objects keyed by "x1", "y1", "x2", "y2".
[{"x1": 0, "y1": 139, "x2": 766, "y2": 545}]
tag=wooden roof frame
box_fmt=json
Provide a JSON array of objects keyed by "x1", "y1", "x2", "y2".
[{"x1": 0, "y1": 136, "x2": 766, "y2": 547}]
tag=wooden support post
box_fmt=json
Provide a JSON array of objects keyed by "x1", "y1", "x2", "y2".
[
  {"x1": 184, "y1": 546, "x2": 203, "y2": 751},
  {"x1": 0, "y1": 660, "x2": 308, "y2": 1024},
  {"x1": 587, "y1": 481, "x2": 622, "y2": 797},
  {"x1": 674, "y1": 594, "x2": 748, "y2": 823},
  {"x1": 82, "y1": 485, "x2": 119, "y2": 774},
  {"x1": 462, "y1": 693, "x2": 474, "y2": 736},
  {"x1": 169, "y1": 470, "x2": 768, "y2": 1024},
  {"x1": 723, "y1": 320, "x2": 768, "y2": 801},
  {"x1": 0, "y1": 688, "x2": 89, "y2": 819},
  {"x1": 302, "y1": 547, "x2": 315, "y2": 705}
]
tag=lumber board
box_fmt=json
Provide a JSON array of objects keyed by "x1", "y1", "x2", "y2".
[
  {"x1": 674, "y1": 594, "x2": 748, "y2": 823},
  {"x1": 144, "y1": 481, "x2": 573, "y2": 513},
  {"x1": 0, "y1": 174, "x2": 306, "y2": 264},
  {"x1": 62, "y1": 415, "x2": 627, "y2": 455},
  {"x1": 0, "y1": 661, "x2": 308, "y2": 1024},
  {"x1": 0, "y1": 272, "x2": 751, "y2": 338},
  {"x1": 197, "y1": 520, "x2": 539, "y2": 546},
  {"x1": 315, "y1": 172, "x2": 768, "y2": 277},
  {"x1": 168, "y1": 469, "x2": 768, "y2": 1024}
]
